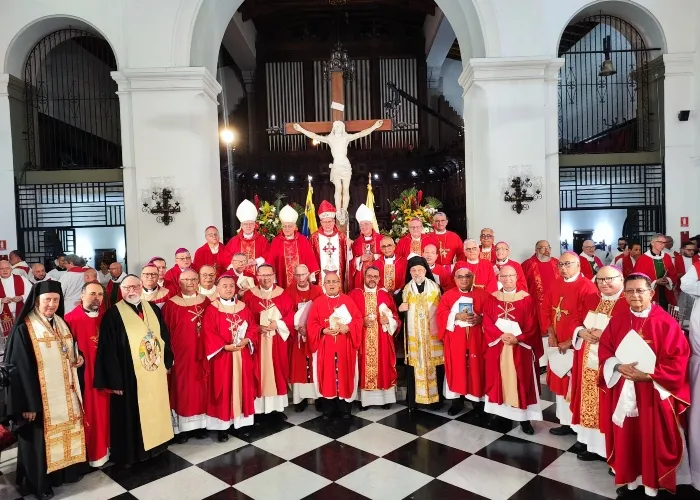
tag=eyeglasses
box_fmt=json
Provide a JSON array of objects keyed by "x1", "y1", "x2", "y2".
[
  {"x1": 142, "y1": 272, "x2": 158, "y2": 278},
  {"x1": 480, "y1": 234, "x2": 494, "y2": 239},
  {"x1": 257, "y1": 274, "x2": 275, "y2": 278},
  {"x1": 582, "y1": 245, "x2": 595, "y2": 250},
  {"x1": 500, "y1": 274, "x2": 517, "y2": 279},
  {"x1": 121, "y1": 285, "x2": 142, "y2": 291},
  {"x1": 464, "y1": 246, "x2": 478, "y2": 251},
  {"x1": 624, "y1": 288, "x2": 651, "y2": 295},
  {"x1": 537, "y1": 246, "x2": 551, "y2": 250},
  {"x1": 176, "y1": 257, "x2": 191, "y2": 261},
  {"x1": 595, "y1": 276, "x2": 621, "y2": 284},
  {"x1": 200, "y1": 273, "x2": 216, "y2": 279},
  {"x1": 380, "y1": 244, "x2": 395, "y2": 248},
  {"x1": 455, "y1": 275, "x2": 472, "y2": 279},
  {"x1": 557, "y1": 261, "x2": 577, "y2": 268},
  {"x1": 180, "y1": 278, "x2": 198, "y2": 283}
]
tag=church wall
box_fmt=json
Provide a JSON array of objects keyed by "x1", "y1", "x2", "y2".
[{"x1": 440, "y1": 58, "x2": 463, "y2": 118}]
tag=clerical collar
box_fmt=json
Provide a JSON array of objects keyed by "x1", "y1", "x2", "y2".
[
  {"x1": 435, "y1": 230, "x2": 446, "y2": 235},
  {"x1": 646, "y1": 250, "x2": 663, "y2": 260},
  {"x1": 580, "y1": 253, "x2": 594, "y2": 261},
  {"x1": 411, "y1": 236, "x2": 421, "y2": 241},
  {"x1": 325, "y1": 293, "x2": 340, "y2": 298},
  {"x1": 260, "y1": 285, "x2": 275, "y2": 293},
  {"x1": 467, "y1": 259, "x2": 479, "y2": 264},
  {"x1": 458, "y1": 287, "x2": 473, "y2": 293},
  {"x1": 364, "y1": 286, "x2": 377, "y2": 292},
  {"x1": 158, "y1": 280, "x2": 164, "y2": 287},
  {"x1": 602, "y1": 289, "x2": 623, "y2": 301},
  {"x1": 384, "y1": 255, "x2": 395, "y2": 262},
  {"x1": 296, "y1": 284, "x2": 310, "y2": 292},
  {"x1": 181, "y1": 293, "x2": 197, "y2": 299},
  {"x1": 363, "y1": 234, "x2": 373, "y2": 240},
  {"x1": 220, "y1": 297, "x2": 235, "y2": 306},
  {"x1": 564, "y1": 272, "x2": 580, "y2": 283},
  {"x1": 143, "y1": 286, "x2": 157, "y2": 293},
  {"x1": 0, "y1": 276, "x2": 12, "y2": 282},
  {"x1": 209, "y1": 244, "x2": 219, "y2": 252},
  {"x1": 481, "y1": 246, "x2": 492, "y2": 252},
  {"x1": 322, "y1": 229, "x2": 337, "y2": 237},
  {"x1": 42, "y1": 315, "x2": 55, "y2": 325},
  {"x1": 502, "y1": 288, "x2": 516, "y2": 294},
  {"x1": 617, "y1": 247, "x2": 625, "y2": 252},
  {"x1": 496, "y1": 258, "x2": 509, "y2": 265},
  {"x1": 285, "y1": 234, "x2": 295, "y2": 240},
  {"x1": 242, "y1": 232, "x2": 254, "y2": 240},
  {"x1": 82, "y1": 308, "x2": 99, "y2": 318},
  {"x1": 199, "y1": 286, "x2": 215, "y2": 294},
  {"x1": 631, "y1": 304, "x2": 652, "y2": 317}
]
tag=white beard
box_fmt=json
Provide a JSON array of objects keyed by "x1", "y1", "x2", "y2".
[{"x1": 124, "y1": 295, "x2": 141, "y2": 306}]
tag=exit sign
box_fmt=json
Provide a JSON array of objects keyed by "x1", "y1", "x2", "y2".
[
  {"x1": 681, "y1": 217, "x2": 689, "y2": 227},
  {"x1": 0, "y1": 240, "x2": 6, "y2": 251}
]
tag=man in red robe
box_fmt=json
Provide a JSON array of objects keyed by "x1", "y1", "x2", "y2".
[
  {"x1": 348, "y1": 266, "x2": 400, "y2": 409},
  {"x1": 0, "y1": 260, "x2": 30, "y2": 336},
  {"x1": 307, "y1": 271, "x2": 363, "y2": 419},
  {"x1": 462, "y1": 239, "x2": 497, "y2": 293},
  {"x1": 396, "y1": 217, "x2": 438, "y2": 260},
  {"x1": 162, "y1": 269, "x2": 210, "y2": 442},
  {"x1": 350, "y1": 203, "x2": 384, "y2": 290},
  {"x1": 373, "y1": 236, "x2": 407, "y2": 297},
  {"x1": 478, "y1": 228, "x2": 497, "y2": 263},
  {"x1": 193, "y1": 225, "x2": 232, "y2": 278},
  {"x1": 265, "y1": 205, "x2": 320, "y2": 288},
  {"x1": 673, "y1": 240, "x2": 698, "y2": 277},
  {"x1": 600, "y1": 273, "x2": 691, "y2": 497},
  {"x1": 140, "y1": 263, "x2": 172, "y2": 308},
  {"x1": 423, "y1": 244, "x2": 453, "y2": 291},
  {"x1": 163, "y1": 248, "x2": 192, "y2": 295},
  {"x1": 432, "y1": 212, "x2": 464, "y2": 265},
  {"x1": 151, "y1": 256, "x2": 168, "y2": 289},
  {"x1": 9, "y1": 250, "x2": 30, "y2": 278},
  {"x1": 522, "y1": 240, "x2": 560, "y2": 369},
  {"x1": 198, "y1": 265, "x2": 219, "y2": 301},
  {"x1": 243, "y1": 263, "x2": 294, "y2": 418},
  {"x1": 225, "y1": 199, "x2": 269, "y2": 275},
  {"x1": 310, "y1": 200, "x2": 348, "y2": 289},
  {"x1": 226, "y1": 254, "x2": 257, "y2": 298},
  {"x1": 633, "y1": 234, "x2": 679, "y2": 309},
  {"x1": 286, "y1": 264, "x2": 323, "y2": 412},
  {"x1": 579, "y1": 240, "x2": 604, "y2": 280},
  {"x1": 494, "y1": 242, "x2": 527, "y2": 291},
  {"x1": 65, "y1": 281, "x2": 110, "y2": 467},
  {"x1": 203, "y1": 272, "x2": 256, "y2": 442},
  {"x1": 569, "y1": 265, "x2": 627, "y2": 461},
  {"x1": 482, "y1": 266, "x2": 542, "y2": 434},
  {"x1": 436, "y1": 262, "x2": 488, "y2": 416},
  {"x1": 617, "y1": 243, "x2": 641, "y2": 278}
]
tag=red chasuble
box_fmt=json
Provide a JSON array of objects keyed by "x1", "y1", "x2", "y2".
[
  {"x1": 633, "y1": 252, "x2": 679, "y2": 307},
  {"x1": 430, "y1": 263, "x2": 454, "y2": 291},
  {"x1": 307, "y1": 293, "x2": 363, "y2": 399},
  {"x1": 104, "y1": 279, "x2": 123, "y2": 309},
  {"x1": 225, "y1": 232, "x2": 270, "y2": 275},
  {"x1": 462, "y1": 259, "x2": 498, "y2": 293},
  {"x1": 162, "y1": 295, "x2": 210, "y2": 429},
  {"x1": 65, "y1": 307, "x2": 110, "y2": 466},
  {"x1": 598, "y1": 305, "x2": 690, "y2": 493},
  {"x1": 541, "y1": 273, "x2": 597, "y2": 397},
  {"x1": 348, "y1": 288, "x2": 400, "y2": 392},
  {"x1": 193, "y1": 243, "x2": 232, "y2": 278},
  {"x1": 395, "y1": 233, "x2": 438, "y2": 260},
  {"x1": 579, "y1": 254, "x2": 604, "y2": 280},
  {"x1": 286, "y1": 284, "x2": 323, "y2": 385},
  {"x1": 482, "y1": 291, "x2": 541, "y2": 408},
  {"x1": 494, "y1": 259, "x2": 528, "y2": 292},
  {"x1": 266, "y1": 233, "x2": 320, "y2": 288},
  {"x1": 373, "y1": 255, "x2": 407, "y2": 295},
  {"x1": 433, "y1": 230, "x2": 464, "y2": 265},
  {"x1": 350, "y1": 232, "x2": 384, "y2": 290},
  {"x1": 142, "y1": 285, "x2": 173, "y2": 309},
  {"x1": 673, "y1": 252, "x2": 699, "y2": 276},
  {"x1": 311, "y1": 229, "x2": 348, "y2": 289},
  {"x1": 570, "y1": 293, "x2": 627, "y2": 440},
  {"x1": 522, "y1": 256, "x2": 560, "y2": 334},
  {"x1": 1, "y1": 275, "x2": 25, "y2": 336},
  {"x1": 243, "y1": 288, "x2": 295, "y2": 398},
  {"x1": 620, "y1": 255, "x2": 636, "y2": 278},
  {"x1": 478, "y1": 245, "x2": 497, "y2": 264},
  {"x1": 436, "y1": 286, "x2": 488, "y2": 398},
  {"x1": 203, "y1": 300, "x2": 257, "y2": 426},
  {"x1": 163, "y1": 266, "x2": 186, "y2": 296}
]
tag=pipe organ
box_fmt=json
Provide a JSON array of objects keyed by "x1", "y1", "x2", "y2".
[
  {"x1": 380, "y1": 58, "x2": 419, "y2": 149},
  {"x1": 265, "y1": 62, "x2": 305, "y2": 151}
]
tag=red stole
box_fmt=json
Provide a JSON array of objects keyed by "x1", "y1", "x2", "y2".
[{"x1": 0, "y1": 275, "x2": 24, "y2": 336}]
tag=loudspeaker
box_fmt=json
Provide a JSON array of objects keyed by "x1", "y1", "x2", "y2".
[{"x1": 678, "y1": 110, "x2": 690, "y2": 121}]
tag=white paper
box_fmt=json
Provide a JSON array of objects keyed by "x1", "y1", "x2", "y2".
[
  {"x1": 260, "y1": 305, "x2": 282, "y2": 327},
  {"x1": 615, "y1": 329, "x2": 657, "y2": 374},
  {"x1": 232, "y1": 320, "x2": 248, "y2": 346},
  {"x1": 378, "y1": 302, "x2": 392, "y2": 320},
  {"x1": 329, "y1": 304, "x2": 352, "y2": 329},
  {"x1": 586, "y1": 344, "x2": 600, "y2": 370},
  {"x1": 293, "y1": 301, "x2": 313, "y2": 329},
  {"x1": 547, "y1": 347, "x2": 574, "y2": 378},
  {"x1": 237, "y1": 275, "x2": 255, "y2": 291},
  {"x1": 495, "y1": 318, "x2": 522, "y2": 336},
  {"x1": 583, "y1": 311, "x2": 610, "y2": 331}
]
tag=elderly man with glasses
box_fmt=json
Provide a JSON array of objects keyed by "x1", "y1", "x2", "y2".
[
  {"x1": 632, "y1": 234, "x2": 679, "y2": 310},
  {"x1": 193, "y1": 225, "x2": 232, "y2": 278},
  {"x1": 163, "y1": 248, "x2": 193, "y2": 295},
  {"x1": 579, "y1": 240, "x2": 604, "y2": 281},
  {"x1": 431, "y1": 212, "x2": 464, "y2": 265},
  {"x1": 540, "y1": 251, "x2": 597, "y2": 437},
  {"x1": 599, "y1": 273, "x2": 691, "y2": 498},
  {"x1": 478, "y1": 228, "x2": 497, "y2": 263},
  {"x1": 140, "y1": 263, "x2": 172, "y2": 308},
  {"x1": 461, "y1": 239, "x2": 497, "y2": 293}
]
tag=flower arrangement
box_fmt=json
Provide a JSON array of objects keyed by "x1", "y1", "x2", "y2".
[
  {"x1": 386, "y1": 188, "x2": 443, "y2": 240},
  {"x1": 253, "y1": 193, "x2": 306, "y2": 242}
]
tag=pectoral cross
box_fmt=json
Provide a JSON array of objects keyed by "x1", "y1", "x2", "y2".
[
  {"x1": 323, "y1": 240, "x2": 337, "y2": 258},
  {"x1": 552, "y1": 296, "x2": 569, "y2": 328},
  {"x1": 498, "y1": 301, "x2": 516, "y2": 321},
  {"x1": 439, "y1": 244, "x2": 448, "y2": 259},
  {"x1": 188, "y1": 305, "x2": 205, "y2": 333},
  {"x1": 227, "y1": 316, "x2": 243, "y2": 344}
]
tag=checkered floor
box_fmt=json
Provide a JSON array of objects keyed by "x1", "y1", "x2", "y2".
[{"x1": 1, "y1": 382, "x2": 698, "y2": 500}]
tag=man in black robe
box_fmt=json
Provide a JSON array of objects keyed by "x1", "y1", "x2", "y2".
[
  {"x1": 93, "y1": 274, "x2": 174, "y2": 468},
  {"x1": 5, "y1": 281, "x2": 88, "y2": 499}
]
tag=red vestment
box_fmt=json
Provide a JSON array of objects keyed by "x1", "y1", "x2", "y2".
[
  {"x1": 225, "y1": 232, "x2": 270, "y2": 275},
  {"x1": 429, "y1": 263, "x2": 454, "y2": 291},
  {"x1": 482, "y1": 292, "x2": 541, "y2": 409},
  {"x1": 104, "y1": 279, "x2": 124, "y2": 309},
  {"x1": 673, "y1": 253, "x2": 699, "y2": 276},
  {"x1": 266, "y1": 233, "x2": 320, "y2": 288},
  {"x1": 141, "y1": 285, "x2": 173, "y2": 309},
  {"x1": 226, "y1": 269, "x2": 258, "y2": 297},
  {"x1": 478, "y1": 245, "x2": 497, "y2": 264},
  {"x1": 286, "y1": 284, "x2": 323, "y2": 387},
  {"x1": 541, "y1": 273, "x2": 597, "y2": 397},
  {"x1": 310, "y1": 229, "x2": 348, "y2": 289},
  {"x1": 243, "y1": 288, "x2": 295, "y2": 399},
  {"x1": 1, "y1": 275, "x2": 25, "y2": 336},
  {"x1": 64, "y1": 307, "x2": 110, "y2": 466},
  {"x1": 632, "y1": 252, "x2": 679, "y2": 307},
  {"x1": 307, "y1": 293, "x2": 363, "y2": 399},
  {"x1": 522, "y1": 255, "x2": 560, "y2": 334},
  {"x1": 598, "y1": 305, "x2": 690, "y2": 493},
  {"x1": 348, "y1": 288, "x2": 400, "y2": 392},
  {"x1": 350, "y1": 231, "x2": 384, "y2": 290},
  {"x1": 203, "y1": 300, "x2": 257, "y2": 427},
  {"x1": 462, "y1": 259, "x2": 498, "y2": 293},
  {"x1": 433, "y1": 230, "x2": 464, "y2": 265},
  {"x1": 163, "y1": 266, "x2": 186, "y2": 296},
  {"x1": 162, "y1": 295, "x2": 210, "y2": 431},
  {"x1": 579, "y1": 254, "x2": 604, "y2": 280},
  {"x1": 619, "y1": 255, "x2": 636, "y2": 278},
  {"x1": 395, "y1": 233, "x2": 438, "y2": 260},
  {"x1": 436, "y1": 286, "x2": 488, "y2": 398},
  {"x1": 193, "y1": 243, "x2": 232, "y2": 278},
  {"x1": 494, "y1": 259, "x2": 528, "y2": 292},
  {"x1": 373, "y1": 255, "x2": 407, "y2": 294}
]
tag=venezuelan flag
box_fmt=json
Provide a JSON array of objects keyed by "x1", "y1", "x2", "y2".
[
  {"x1": 301, "y1": 181, "x2": 318, "y2": 236},
  {"x1": 366, "y1": 174, "x2": 379, "y2": 232}
]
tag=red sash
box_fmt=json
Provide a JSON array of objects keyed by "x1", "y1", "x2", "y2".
[
  {"x1": 240, "y1": 237, "x2": 257, "y2": 275},
  {"x1": 1, "y1": 275, "x2": 25, "y2": 336},
  {"x1": 693, "y1": 260, "x2": 700, "y2": 278}
]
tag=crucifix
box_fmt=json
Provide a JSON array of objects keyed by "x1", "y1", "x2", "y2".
[
  {"x1": 552, "y1": 296, "x2": 569, "y2": 328},
  {"x1": 285, "y1": 42, "x2": 392, "y2": 223}
]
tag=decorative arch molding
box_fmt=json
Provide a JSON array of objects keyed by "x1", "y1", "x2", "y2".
[{"x1": 3, "y1": 15, "x2": 121, "y2": 78}]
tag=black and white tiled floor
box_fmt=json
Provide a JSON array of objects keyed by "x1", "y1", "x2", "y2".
[{"x1": 0, "y1": 383, "x2": 697, "y2": 500}]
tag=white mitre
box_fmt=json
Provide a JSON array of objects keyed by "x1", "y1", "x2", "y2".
[
  {"x1": 236, "y1": 199, "x2": 258, "y2": 223},
  {"x1": 279, "y1": 204, "x2": 299, "y2": 224},
  {"x1": 356, "y1": 203, "x2": 373, "y2": 223}
]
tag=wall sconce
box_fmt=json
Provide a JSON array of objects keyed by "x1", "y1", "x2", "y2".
[
  {"x1": 502, "y1": 166, "x2": 542, "y2": 214},
  {"x1": 142, "y1": 177, "x2": 182, "y2": 226}
]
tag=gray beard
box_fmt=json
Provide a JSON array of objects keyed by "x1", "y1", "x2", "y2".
[
  {"x1": 413, "y1": 277, "x2": 425, "y2": 285},
  {"x1": 537, "y1": 255, "x2": 550, "y2": 262},
  {"x1": 124, "y1": 295, "x2": 141, "y2": 306}
]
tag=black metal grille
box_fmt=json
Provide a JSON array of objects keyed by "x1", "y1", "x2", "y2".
[
  {"x1": 24, "y1": 28, "x2": 121, "y2": 172},
  {"x1": 558, "y1": 15, "x2": 659, "y2": 154}
]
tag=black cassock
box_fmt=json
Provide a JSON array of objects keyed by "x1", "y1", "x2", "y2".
[
  {"x1": 93, "y1": 301, "x2": 173, "y2": 466},
  {"x1": 5, "y1": 320, "x2": 89, "y2": 496}
]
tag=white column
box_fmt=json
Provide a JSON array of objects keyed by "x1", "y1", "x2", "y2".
[
  {"x1": 460, "y1": 57, "x2": 564, "y2": 261},
  {"x1": 113, "y1": 68, "x2": 222, "y2": 273},
  {"x1": 0, "y1": 74, "x2": 20, "y2": 256},
  {"x1": 662, "y1": 53, "x2": 698, "y2": 242}
]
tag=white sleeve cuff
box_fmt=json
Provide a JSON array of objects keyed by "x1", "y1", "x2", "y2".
[
  {"x1": 446, "y1": 311, "x2": 457, "y2": 332},
  {"x1": 207, "y1": 347, "x2": 224, "y2": 361},
  {"x1": 355, "y1": 257, "x2": 362, "y2": 271},
  {"x1": 604, "y1": 356, "x2": 622, "y2": 388},
  {"x1": 572, "y1": 327, "x2": 585, "y2": 350}
]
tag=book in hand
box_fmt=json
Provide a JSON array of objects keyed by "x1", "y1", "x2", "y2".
[
  {"x1": 615, "y1": 330, "x2": 656, "y2": 374},
  {"x1": 583, "y1": 311, "x2": 610, "y2": 331},
  {"x1": 459, "y1": 302, "x2": 474, "y2": 314},
  {"x1": 547, "y1": 348, "x2": 574, "y2": 378}
]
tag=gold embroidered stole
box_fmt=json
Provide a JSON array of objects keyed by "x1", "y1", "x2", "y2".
[
  {"x1": 410, "y1": 239, "x2": 421, "y2": 255},
  {"x1": 384, "y1": 263, "x2": 395, "y2": 293},
  {"x1": 213, "y1": 300, "x2": 245, "y2": 417},
  {"x1": 363, "y1": 291, "x2": 379, "y2": 390},
  {"x1": 115, "y1": 301, "x2": 173, "y2": 450},
  {"x1": 493, "y1": 291, "x2": 527, "y2": 408},
  {"x1": 25, "y1": 312, "x2": 86, "y2": 472},
  {"x1": 251, "y1": 287, "x2": 283, "y2": 397}
]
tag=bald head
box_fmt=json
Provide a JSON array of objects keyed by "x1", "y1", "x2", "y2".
[
  {"x1": 558, "y1": 252, "x2": 580, "y2": 279},
  {"x1": 31, "y1": 263, "x2": 46, "y2": 281},
  {"x1": 199, "y1": 265, "x2": 216, "y2": 289},
  {"x1": 463, "y1": 239, "x2": 479, "y2": 261},
  {"x1": 422, "y1": 244, "x2": 438, "y2": 266},
  {"x1": 582, "y1": 240, "x2": 596, "y2": 257},
  {"x1": 0, "y1": 260, "x2": 11, "y2": 278},
  {"x1": 495, "y1": 242, "x2": 510, "y2": 261},
  {"x1": 380, "y1": 236, "x2": 396, "y2": 257},
  {"x1": 120, "y1": 275, "x2": 142, "y2": 305},
  {"x1": 498, "y1": 265, "x2": 518, "y2": 291},
  {"x1": 535, "y1": 240, "x2": 552, "y2": 261},
  {"x1": 595, "y1": 265, "x2": 624, "y2": 296},
  {"x1": 83, "y1": 268, "x2": 98, "y2": 284}
]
